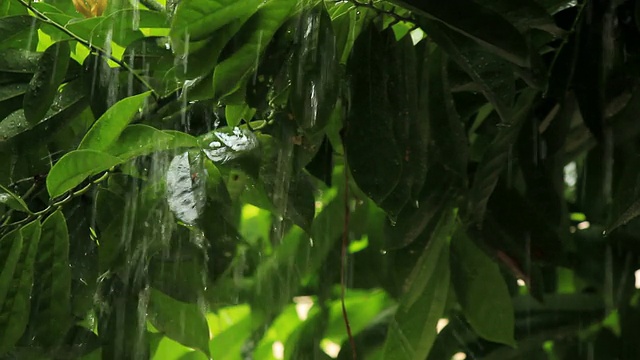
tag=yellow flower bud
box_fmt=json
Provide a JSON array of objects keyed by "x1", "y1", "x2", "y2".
[{"x1": 72, "y1": 0, "x2": 107, "y2": 18}]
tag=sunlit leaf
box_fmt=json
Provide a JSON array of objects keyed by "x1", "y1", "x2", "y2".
[
  {"x1": 148, "y1": 288, "x2": 211, "y2": 356},
  {"x1": 46, "y1": 149, "x2": 122, "y2": 198},
  {"x1": 212, "y1": 0, "x2": 297, "y2": 100},
  {"x1": 105, "y1": 124, "x2": 174, "y2": 160},
  {"x1": 170, "y1": 0, "x2": 262, "y2": 54},
  {"x1": 78, "y1": 91, "x2": 150, "y2": 151},
  {"x1": 450, "y1": 228, "x2": 515, "y2": 346},
  {"x1": 382, "y1": 208, "x2": 456, "y2": 359}
]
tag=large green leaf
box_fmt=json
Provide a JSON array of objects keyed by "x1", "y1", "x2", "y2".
[
  {"x1": 46, "y1": 149, "x2": 122, "y2": 198},
  {"x1": 78, "y1": 91, "x2": 150, "y2": 151},
  {"x1": 0, "y1": 220, "x2": 41, "y2": 355},
  {"x1": 450, "y1": 228, "x2": 515, "y2": 346},
  {"x1": 105, "y1": 124, "x2": 174, "y2": 160},
  {"x1": 23, "y1": 42, "x2": 70, "y2": 124},
  {"x1": 467, "y1": 89, "x2": 537, "y2": 224},
  {"x1": 290, "y1": 2, "x2": 339, "y2": 135},
  {"x1": 393, "y1": 0, "x2": 530, "y2": 66},
  {"x1": 148, "y1": 289, "x2": 210, "y2": 357},
  {"x1": 170, "y1": 0, "x2": 262, "y2": 54},
  {"x1": 382, "y1": 208, "x2": 456, "y2": 359},
  {"x1": 212, "y1": 0, "x2": 297, "y2": 100},
  {"x1": 344, "y1": 25, "x2": 403, "y2": 205},
  {"x1": 30, "y1": 210, "x2": 72, "y2": 348},
  {"x1": 0, "y1": 15, "x2": 39, "y2": 51}
]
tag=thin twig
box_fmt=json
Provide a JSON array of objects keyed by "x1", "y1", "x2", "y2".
[
  {"x1": 16, "y1": 0, "x2": 159, "y2": 101},
  {"x1": 138, "y1": 0, "x2": 165, "y2": 13},
  {"x1": 341, "y1": 162, "x2": 357, "y2": 359}
]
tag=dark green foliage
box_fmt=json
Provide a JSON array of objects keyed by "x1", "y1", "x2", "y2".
[{"x1": 1, "y1": 0, "x2": 640, "y2": 359}]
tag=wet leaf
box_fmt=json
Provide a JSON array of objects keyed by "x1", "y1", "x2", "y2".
[
  {"x1": 23, "y1": 41, "x2": 70, "y2": 124},
  {"x1": 166, "y1": 151, "x2": 207, "y2": 225},
  {"x1": 212, "y1": 0, "x2": 297, "y2": 100},
  {"x1": 46, "y1": 149, "x2": 122, "y2": 198},
  {"x1": 30, "y1": 210, "x2": 72, "y2": 348},
  {"x1": 450, "y1": 228, "x2": 515, "y2": 346},
  {"x1": 396, "y1": 0, "x2": 530, "y2": 66},
  {"x1": 290, "y1": 2, "x2": 339, "y2": 134},
  {"x1": 148, "y1": 288, "x2": 211, "y2": 356},
  {"x1": 78, "y1": 91, "x2": 150, "y2": 151},
  {"x1": 0, "y1": 184, "x2": 30, "y2": 213},
  {"x1": 0, "y1": 220, "x2": 41, "y2": 354},
  {"x1": 0, "y1": 49, "x2": 41, "y2": 73},
  {"x1": 425, "y1": 47, "x2": 468, "y2": 182},
  {"x1": 468, "y1": 89, "x2": 537, "y2": 224},
  {"x1": 344, "y1": 25, "x2": 402, "y2": 204},
  {"x1": 170, "y1": 0, "x2": 262, "y2": 54},
  {"x1": 0, "y1": 16, "x2": 39, "y2": 51},
  {"x1": 199, "y1": 127, "x2": 259, "y2": 165},
  {"x1": 606, "y1": 197, "x2": 640, "y2": 234},
  {"x1": 382, "y1": 208, "x2": 456, "y2": 359},
  {"x1": 105, "y1": 124, "x2": 174, "y2": 160}
]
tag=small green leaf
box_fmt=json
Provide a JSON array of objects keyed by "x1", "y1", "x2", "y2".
[
  {"x1": 0, "y1": 220, "x2": 41, "y2": 354},
  {"x1": 0, "y1": 184, "x2": 30, "y2": 213},
  {"x1": 212, "y1": 0, "x2": 297, "y2": 99},
  {"x1": 105, "y1": 124, "x2": 174, "y2": 160},
  {"x1": 170, "y1": 0, "x2": 262, "y2": 54},
  {"x1": 225, "y1": 103, "x2": 253, "y2": 128},
  {"x1": 78, "y1": 91, "x2": 150, "y2": 151},
  {"x1": 46, "y1": 149, "x2": 122, "y2": 198},
  {"x1": 148, "y1": 288, "x2": 211, "y2": 356},
  {"x1": 382, "y1": 208, "x2": 456, "y2": 359},
  {"x1": 23, "y1": 41, "x2": 70, "y2": 124},
  {"x1": 451, "y1": 228, "x2": 515, "y2": 346},
  {"x1": 30, "y1": 210, "x2": 72, "y2": 348}
]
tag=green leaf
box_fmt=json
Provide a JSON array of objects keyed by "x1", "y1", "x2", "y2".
[
  {"x1": 450, "y1": 228, "x2": 515, "y2": 346},
  {"x1": 467, "y1": 89, "x2": 537, "y2": 224},
  {"x1": 0, "y1": 16, "x2": 39, "y2": 51},
  {"x1": 30, "y1": 210, "x2": 72, "y2": 348},
  {"x1": 424, "y1": 47, "x2": 468, "y2": 182},
  {"x1": 23, "y1": 41, "x2": 70, "y2": 124},
  {"x1": 78, "y1": 91, "x2": 150, "y2": 151},
  {"x1": 105, "y1": 124, "x2": 174, "y2": 160},
  {"x1": 46, "y1": 149, "x2": 122, "y2": 198},
  {"x1": 344, "y1": 25, "x2": 402, "y2": 204},
  {"x1": 382, "y1": 208, "x2": 456, "y2": 359},
  {"x1": 170, "y1": 0, "x2": 262, "y2": 53},
  {"x1": 0, "y1": 49, "x2": 41, "y2": 73},
  {"x1": 225, "y1": 103, "x2": 254, "y2": 128},
  {"x1": 394, "y1": 0, "x2": 530, "y2": 66},
  {"x1": 290, "y1": 2, "x2": 339, "y2": 134},
  {"x1": 148, "y1": 288, "x2": 210, "y2": 356},
  {"x1": 0, "y1": 220, "x2": 41, "y2": 354},
  {"x1": 212, "y1": 0, "x2": 297, "y2": 100},
  {"x1": 0, "y1": 184, "x2": 30, "y2": 213}
]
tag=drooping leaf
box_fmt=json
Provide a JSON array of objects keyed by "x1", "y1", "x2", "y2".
[
  {"x1": 212, "y1": 0, "x2": 297, "y2": 100},
  {"x1": 23, "y1": 41, "x2": 70, "y2": 124},
  {"x1": 382, "y1": 208, "x2": 456, "y2": 359},
  {"x1": 344, "y1": 25, "x2": 402, "y2": 204},
  {"x1": 30, "y1": 210, "x2": 72, "y2": 348},
  {"x1": 0, "y1": 184, "x2": 30, "y2": 213},
  {"x1": 467, "y1": 89, "x2": 537, "y2": 224},
  {"x1": 0, "y1": 220, "x2": 41, "y2": 354},
  {"x1": 148, "y1": 288, "x2": 210, "y2": 356},
  {"x1": 450, "y1": 227, "x2": 515, "y2": 346},
  {"x1": 165, "y1": 151, "x2": 207, "y2": 225},
  {"x1": 290, "y1": 2, "x2": 339, "y2": 134},
  {"x1": 394, "y1": 0, "x2": 530, "y2": 66},
  {"x1": 0, "y1": 16, "x2": 39, "y2": 51},
  {"x1": 0, "y1": 49, "x2": 41, "y2": 73},
  {"x1": 170, "y1": 0, "x2": 262, "y2": 54},
  {"x1": 78, "y1": 91, "x2": 150, "y2": 151},
  {"x1": 46, "y1": 149, "x2": 122, "y2": 198},
  {"x1": 425, "y1": 46, "x2": 468, "y2": 182}
]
